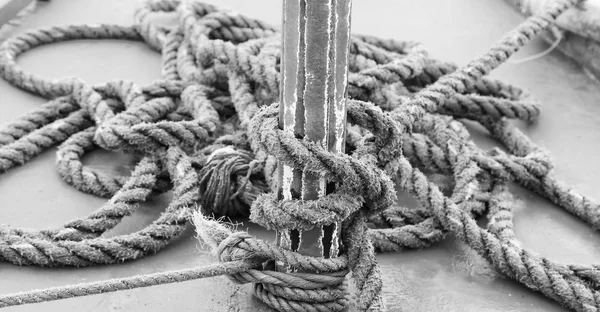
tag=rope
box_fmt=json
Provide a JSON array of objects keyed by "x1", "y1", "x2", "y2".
[
  {"x1": 0, "y1": 260, "x2": 258, "y2": 308},
  {"x1": 0, "y1": 0, "x2": 594, "y2": 311}
]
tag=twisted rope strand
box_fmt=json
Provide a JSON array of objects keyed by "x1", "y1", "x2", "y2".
[{"x1": 0, "y1": 260, "x2": 258, "y2": 308}]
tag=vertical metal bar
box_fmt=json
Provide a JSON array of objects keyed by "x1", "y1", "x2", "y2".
[{"x1": 277, "y1": 0, "x2": 352, "y2": 266}]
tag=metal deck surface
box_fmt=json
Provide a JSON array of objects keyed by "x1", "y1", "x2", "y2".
[{"x1": 1, "y1": 0, "x2": 600, "y2": 311}]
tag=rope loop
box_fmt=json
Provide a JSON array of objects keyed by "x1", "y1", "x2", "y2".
[
  {"x1": 250, "y1": 192, "x2": 363, "y2": 232},
  {"x1": 214, "y1": 231, "x2": 350, "y2": 311},
  {"x1": 0, "y1": 24, "x2": 142, "y2": 98}
]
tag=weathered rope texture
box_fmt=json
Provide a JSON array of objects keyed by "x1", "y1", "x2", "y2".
[{"x1": 0, "y1": 0, "x2": 595, "y2": 311}]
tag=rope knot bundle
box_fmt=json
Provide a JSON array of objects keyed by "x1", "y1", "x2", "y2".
[
  {"x1": 2, "y1": 0, "x2": 600, "y2": 311},
  {"x1": 195, "y1": 216, "x2": 350, "y2": 311},
  {"x1": 197, "y1": 146, "x2": 266, "y2": 216}
]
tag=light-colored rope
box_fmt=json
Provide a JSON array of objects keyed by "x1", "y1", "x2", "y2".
[{"x1": 0, "y1": 260, "x2": 258, "y2": 308}]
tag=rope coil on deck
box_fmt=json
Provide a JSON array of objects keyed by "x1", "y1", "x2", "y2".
[{"x1": 0, "y1": 0, "x2": 597, "y2": 311}]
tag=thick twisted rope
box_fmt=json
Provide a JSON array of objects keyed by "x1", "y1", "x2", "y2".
[{"x1": 0, "y1": 0, "x2": 596, "y2": 311}]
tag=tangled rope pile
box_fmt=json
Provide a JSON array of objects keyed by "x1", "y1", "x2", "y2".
[{"x1": 0, "y1": 0, "x2": 597, "y2": 310}]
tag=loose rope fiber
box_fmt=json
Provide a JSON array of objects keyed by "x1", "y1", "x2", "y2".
[{"x1": 0, "y1": 0, "x2": 596, "y2": 311}]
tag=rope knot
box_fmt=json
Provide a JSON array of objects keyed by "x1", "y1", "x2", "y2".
[
  {"x1": 216, "y1": 231, "x2": 256, "y2": 263},
  {"x1": 193, "y1": 213, "x2": 350, "y2": 310},
  {"x1": 248, "y1": 102, "x2": 396, "y2": 310},
  {"x1": 197, "y1": 146, "x2": 269, "y2": 217},
  {"x1": 217, "y1": 236, "x2": 351, "y2": 312},
  {"x1": 250, "y1": 192, "x2": 363, "y2": 232}
]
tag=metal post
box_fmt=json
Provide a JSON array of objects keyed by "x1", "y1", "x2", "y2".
[{"x1": 277, "y1": 0, "x2": 352, "y2": 264}]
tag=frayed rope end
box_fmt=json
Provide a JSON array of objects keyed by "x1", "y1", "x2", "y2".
[{"x1": 191, "y1": 210, "x2": 245, "y2": 258}]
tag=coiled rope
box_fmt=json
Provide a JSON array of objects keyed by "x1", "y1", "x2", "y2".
[{"x1": 0, "y1": 0, "x2": 596, "y2": 311}]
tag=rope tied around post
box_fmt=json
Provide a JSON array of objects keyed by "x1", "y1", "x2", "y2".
[{"x1": 0, "y1": 0, "x2": 597, "y2": 311}]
